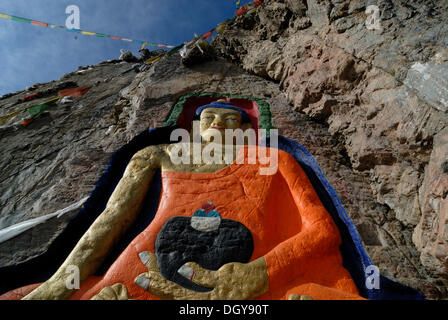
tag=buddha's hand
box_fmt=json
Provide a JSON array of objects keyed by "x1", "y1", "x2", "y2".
[{"x1": 135, "y1": 251, "x2": 269, "y2": 300}]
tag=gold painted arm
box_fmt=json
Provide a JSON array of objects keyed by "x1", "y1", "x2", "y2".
[{"x1": 23, "y1": 146, "x2": 161, "y2": 300}]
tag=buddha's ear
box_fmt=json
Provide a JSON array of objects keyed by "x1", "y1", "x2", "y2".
[{"x1": 241, "y1": 122, "x2": 252, "y2": 131}]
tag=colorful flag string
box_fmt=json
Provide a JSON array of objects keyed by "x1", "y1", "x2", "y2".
[
  {"x1": 1, "y1": 1, "x2": 264, "y2": 53},
  {"x1": 0, "y1": 96, "x2": 61, "y2": 127},
  {"x1": 0, "y1": 87, "x2": 94, "y2": 127},
  {"x1": 201, "y1": 28, "x2": 215, "y2": 41},
  {"x1": 216, "y1": 0, "x2": 263, "y2": 34},
  {"x1": 21, "y1": 96, "x2": 62, "y2": 126},
  {"x1": 0, "y1": 1, "x2": 268, "y2": 128},
  {"x1": 0, "y1": 12, "x2": 175, "y2": 48}
]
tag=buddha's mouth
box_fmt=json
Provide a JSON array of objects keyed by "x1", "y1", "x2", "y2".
[{"x1": 211, "y1": 126, "x2": 225, "y2": 130}]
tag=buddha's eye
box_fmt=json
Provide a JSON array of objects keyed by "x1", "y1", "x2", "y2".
[
  {"x1": 202, "y1": 115, "x2": 214, "y2": 120},
  {"x1": 226, "y1": 118, "x2": 238, "y2": 122}
]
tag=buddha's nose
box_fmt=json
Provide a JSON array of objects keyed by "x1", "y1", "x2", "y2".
[{"x1": 211, "y1": 116, "x2": 225, "y2": 128}]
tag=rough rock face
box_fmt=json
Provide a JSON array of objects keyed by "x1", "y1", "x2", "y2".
[
  {"x1": 213, "y1": 0, "x2": 448, "y2": 298},
  {"x1": 0, "y1": 0, "x2": 446, "y2": 299},
  {"x1": 0, "y1": 60, "x2": 140, "y2": 263}
]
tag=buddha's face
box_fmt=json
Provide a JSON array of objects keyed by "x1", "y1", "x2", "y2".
[{"x1": 199, "y1": 107, "x2": 244, "y2": 142}]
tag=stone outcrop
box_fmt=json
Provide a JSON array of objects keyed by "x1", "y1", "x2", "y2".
[
  {"x1": 213, "y1": 0, "x2": 448, "y2": 298},
  {"x1": 0, "y1": 0, "x2": 446, "y2": 299}
]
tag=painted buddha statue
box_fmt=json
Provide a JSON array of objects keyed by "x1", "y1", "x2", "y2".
[{"x1": 0, "y1": 96, "x2": 423, "y2": 300}]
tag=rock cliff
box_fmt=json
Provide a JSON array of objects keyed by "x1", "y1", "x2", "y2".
[{"x1": 0, "y1": 0, "x2": 446, "y2": 299}]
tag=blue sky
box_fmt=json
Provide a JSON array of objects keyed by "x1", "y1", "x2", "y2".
[{"x1": 0, "y1": 0, "x2": 242, "y2": 96}]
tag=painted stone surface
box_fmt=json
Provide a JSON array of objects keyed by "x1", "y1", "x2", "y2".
[
  {"x1": 0, "y1": 0, "x2": 447, "y2": 300},
  {"x1": 0, "y1": 96, "x2": 424, "y2": 300}
]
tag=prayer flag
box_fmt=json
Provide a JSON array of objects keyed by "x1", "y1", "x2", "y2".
[
  {"x1": 81, "y1": 31, "x2": 96, "y2": 36},
  {"x1": 254, "y1": 0, "x2": 263, "y2": 6},
  {"x1": 216, "y1": 22, "x2": 227, "y2": 34},
  {"x1": 45, "y1": 97, "x2": 61, "y2": 103},
  {"x1": 21, "y1": 119, "x2": 34, "y2": 127},
  {"x1": 201, "y1": 29, "x2": 215, "y2": 40},
  {"x1": 236, "y1": 0, "x2": 241, "y2": 8},
  {"x1": 20, "y1": 94, "x2": 57, "y2": 104},
  {"x1": 31, "y1": 21, "x2": 48, "y2": 27},
  {"x1": 22, "y1": 97, "x2": 59, "y2": 125},
  {"x1": 58, "y1": 86, "x2": 92, "y2": 98},
  {"x1": 23, "y1": 92, "x2": 41, "y2": 101},
  {"x1": 146, "y1": 55, "x2": 163, "y2": 64},
  {"x1": 11, "y1": 16, "x2": 31, "y2": 23},
  {"x1": 236, "y1": 7, "x2": 248, "y2": 16},
  {"x1": 248, "y1": 8, "x2": 258, "y2": 14},
  {"x1": 27, "y1": 103, "x2": 49, "y2": 118},
  {"x1": 1, "y1": 11, "x2": 175, "y2": 49}
]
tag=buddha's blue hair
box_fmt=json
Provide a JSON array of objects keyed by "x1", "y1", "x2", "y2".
[{"x1": 194, "y1": 101, "x2": 251, "y2": 123}]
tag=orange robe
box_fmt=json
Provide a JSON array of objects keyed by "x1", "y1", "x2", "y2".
[{"x1": 1, "y1": 147, "x2": 364, "y2": 300}]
